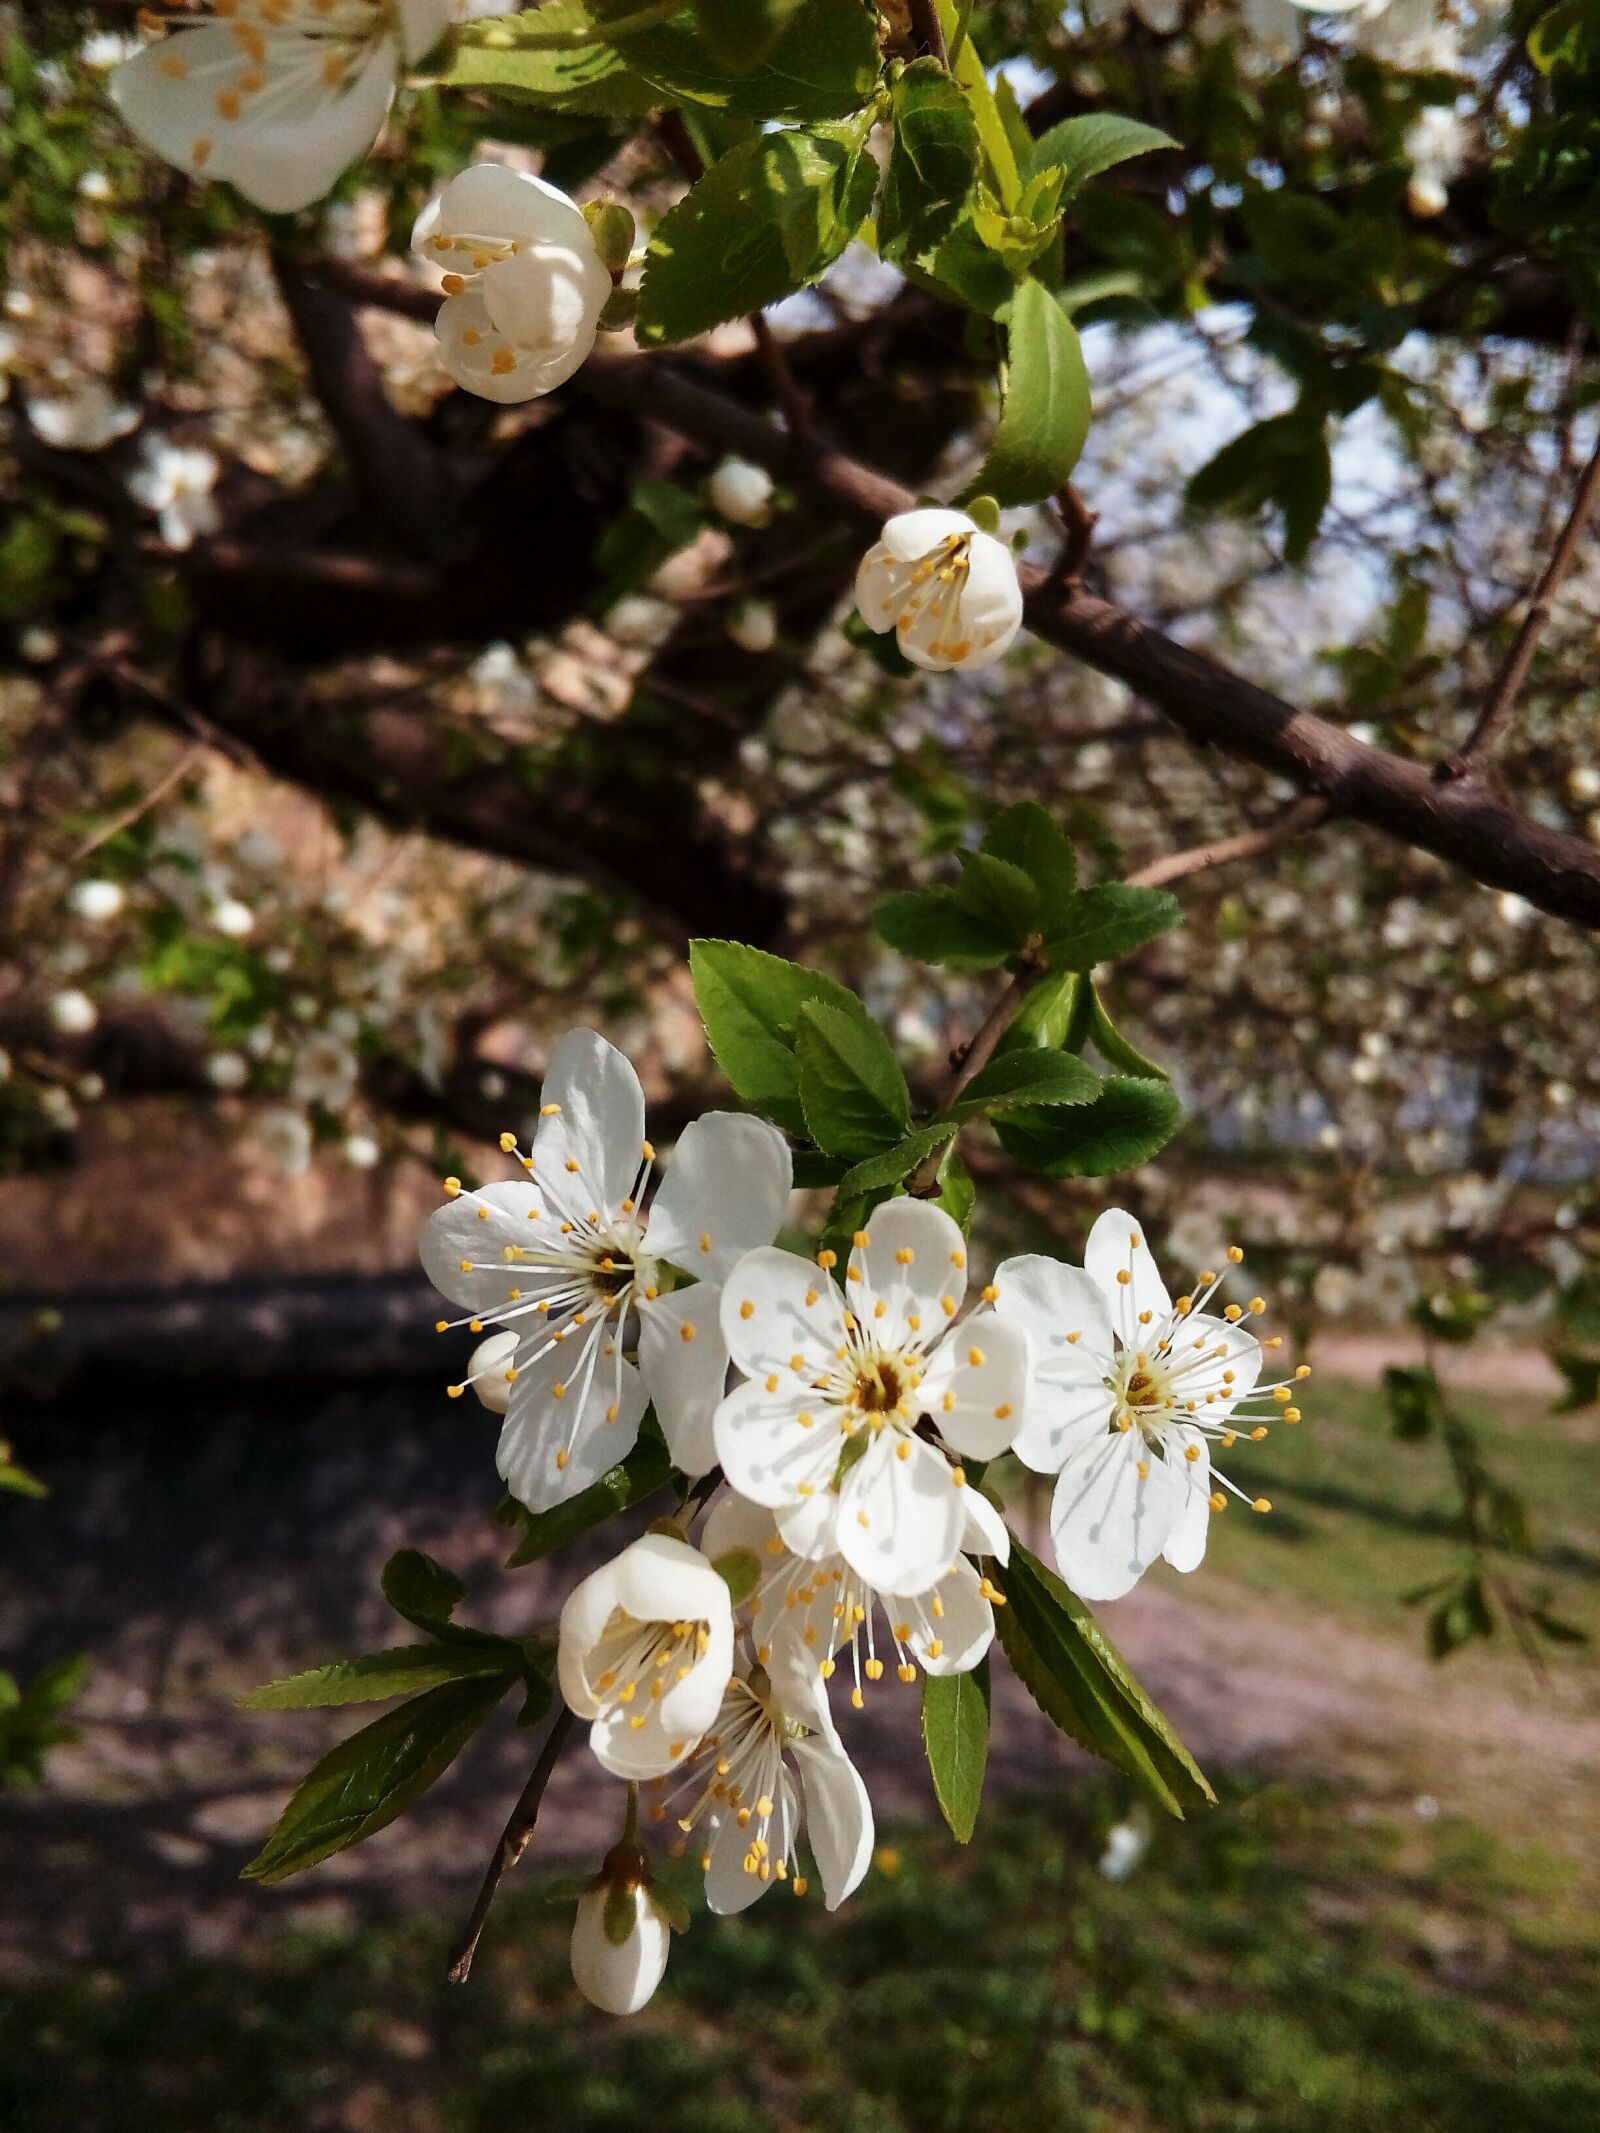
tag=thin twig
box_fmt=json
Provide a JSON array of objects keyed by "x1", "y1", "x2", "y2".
[
  {"x1": 446, "y1": 1702, "x2": 576, "y2": 1984},
  {"x1": 71, "y1": 743, "x2": 202, "y2": 864},
  {"x1": 1438, "y1": 426, "x2": 1600, "y2": 782},
  {"x1": 750, "y1": 313, "x2": 815, "y2": 448},
  {"x1": 1046, "y1": 483, "x2": 1098, "y2": 592},
  {"x1": 907, "y1": 962, "x2": 1040, "y2": 1196},
  {"x1": 1126, "y1": 795, "x2": 1331, "y2": 889},
  {"x1": 907, "y1": 0, "x2": 950, "y2": 66}
]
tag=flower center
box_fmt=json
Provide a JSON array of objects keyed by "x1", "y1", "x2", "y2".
[
  {"x1": 590, "y1": 1609, "x2": 709, "y2": 1737},
  {"x1": 854, "y1": 1357, "x2": 905, "y2": 1414}
]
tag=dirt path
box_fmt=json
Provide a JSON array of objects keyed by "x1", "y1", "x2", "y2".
[{"x1": 2, "y1": 1383, "x2": 1595, "y2": 1974}]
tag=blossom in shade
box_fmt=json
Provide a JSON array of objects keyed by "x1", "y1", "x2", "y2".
[
  {"x1": 649, "y1": 1648, "x2": 872, "y2": 1913},
  {"x1": 855, "y1": 508, "x2": 1024, "y2": 672},
  {"x1": 703, "y1": 1485, "x2": 1009, "y2": 1711},
  {"x1": 708, "y1": 457, "x2": 774, "y2": 527},
  {"x1": 126, "y1": 437, "x2": 220, "y2": 551},
  {"x1": 109, "y1": 1, "x2": 462, "y2": 215},
  {"x1": 713, "y1": 1199, "x2": 1031, "y2": 1598},
  {"x1": 557, "y1": 1532, "x2": 735, "y2": 1780},
  {"x1": 570, "y1": 1882, "x2": 672, "y2": 2016},
  {"x1": 29, "y1": 382, "x2": 137, "y2": 452},
  {"x1": 419, "y1": 1028, "x2": 791, "y2": 1510},
  {"x1": 411, "y1": 163, "x2": 612, "y2": 405},
  {"x1": 989, "y1": 1208, "x2": 1308, "y2": 1601}
]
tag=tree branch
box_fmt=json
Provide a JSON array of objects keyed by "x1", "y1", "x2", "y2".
[
  {"x1": 1126, "y1": 796, "x2": 1330, "y2": 889},
  {"x1": 447, "y1": 1703, "x2": 577, "y2": 1984},
  {"x1": 1438, "y1": 426, "x2": 1600, "y2": 782}
]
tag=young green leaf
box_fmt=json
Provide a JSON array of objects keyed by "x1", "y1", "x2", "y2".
[
  {"x1": 941, "y1": 1047, "x2": 1099, "y2": 1121},
  {"x1": 933, "y1": 1145, "x2": 976, "y2": 1232},
  {"x1": 982, "y1": 801, "x2": 1077, "y2": 914},
  {"x1": 504, "y1": 1429, "x2": 675, "y2": 1568},
  {"x1": 1043, "y1": 883, "x2": 1180, "y2": 971},
  {"x1": 995, "y1": 1073, "x2": 1182, "y2": 1178},
  {"x1": 1024, "y1": 112, "x2": 1177, "y2": 193},
  {"x1": 977, "y1": 277, "x2": 1091, "y2": 507},
  {"x1": 689, "y1": 938, "x2": 868, "y2": 1135},
  {"x1": 381, "y1": 1549, "x2": 467, "y2": 1636},
  {"x1": 241, "y1": 1674, "x2": 512, "y2": 1883},
  {"x1": 1186, "y1": 409, "x2": 1333, "y2": 567},
  {"x1": 1086, "y1": 980, "x2": 1169, "y2": 1080},
  {"x1": 992, "y1": 1542, "x2": 1214, "y2": 1818},
  {"x1": 637, "y1": 115, "x2": 877, "y2": 346},
  {"x1": 1382, "y1": 1363, "x2": 1443, "y2": 1443},
  {"x1": 693, "y1": 0, "x2": 806, "y2": 74},
  {"x1": 954, "y1": 849, "x2": 1040, "y2": 946},
  {"x1": 873, "y1": 888, "x2": 1014, "y2": 968},
  {"x1": 835, "y1": 1121, "x2": 959, "y2": 1199},
  {"x1": 240, "y1": 1643, "x2": 525, "y2": 1711},
  {"x1": 795, "y1": 1000, "x2": 913, "y2": 1162},
  {"x1": 880, "y1": 57, "x2": 981, "y2": 262},
  {"x1": 921, "y1": 1659, "x2": 990, "y2": 1844}
]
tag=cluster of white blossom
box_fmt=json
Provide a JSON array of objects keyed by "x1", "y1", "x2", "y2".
[{"x1": 418, "y1": 1030, "x2": 1303, "y2": 2012}]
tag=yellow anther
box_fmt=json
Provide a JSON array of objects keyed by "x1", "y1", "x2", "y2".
[
  {"x1": 1283, "y1": 1406, "x2": 1302, "y2": 1424},
  {"x1": 817, "y1": 1249, "x2": 837, "y2": 1269},
  {"x1": 805, "y1": 1288, "x2": 818, "y2": 1307},
  {"x1": 865, "y1": 1657, "x2": 884, "y2": 1681},
  {"x1": 949, "y1": 1250, "x2": 966, "y2": 1268},
  {"x1": 552, "y1": 1382, "x2": 566, "y2": 1399},
  {"x1": 1251, "y1": 1497, "x2": 1271, "y2": 1514},
  {"x1": 853, "y1": 1230, "x2": 870, "y2": 1249},
  {"x1": 1250, "y1": 1426, "x2": 1268, "y2": 1441},
  {"x1": 498, "y1": 1132, "x2": 515, "y2": 1152},
  {"x1": 1137, "y1": 1459, "x2": 1150, "y2": 1479},
  {"x1": 897, "y1": 1662, "x2": 917, "y2": 1684},
  {"x1": 1248, "y1": 1296, "x2": 1266, "y2": 1315},
  {"x1": 1227, "y1": 1245, "x2": 1245, "y2": 1263},
  {"x1": 641, "y1": 1140, "x2": 655, "y2": 1161},
  {"x1": 679, "y1": 1322, "x2": 697, "y2": 1343},
  {"x1": 1116, "y1": 1269, "x2": 1132, "y2": 1286},
  {"x1": 700, "y1": 1232, "x2": 713, "y2": 1254},
  {"x1": 967, "y1": 1345, "x2": 985, "y2": 1368},
  {"x1": 1209, "y1": 1490, "x2": 1227, "y2": 1511},
  {"x1": 434, "y1": 1320, "x2": 448, "y2": 1334},
  {"x1": 1223, "y1": 1303, "x2": 1243, "y2": 1322},
  {"x1": 444, "y1": 1176, "x2": 462, "y2": 1197},
  {"x1": 447, "y1": 1384, "x2": 464, "y2": 1400},
  {"x1": 1183, "y1": 1443, "x2": 1200, "y2": 1462},
  {"x1": 951, "y1": 1466, "x2": 966, "y2": 1488}
]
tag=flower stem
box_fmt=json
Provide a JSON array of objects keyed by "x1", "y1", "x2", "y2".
[{"x1": 446, "y1": 1700, "x2": 577, "y2": 1984}]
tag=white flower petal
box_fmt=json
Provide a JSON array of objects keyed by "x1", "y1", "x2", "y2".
[
  {"x1": 1048, "y1": 1427, "x2": 1186, "y2": 1602},
  {"x1": 418, "y1": 1178, "x2": 543, "y2": 1316},
  {"x1": 699, "y1": 1487, "x2": 779, "y2": 1564},
  {"x1": 1084, "y1": 1207, "x2": 1173, "y2": 1335},
  {"x1": 467, "y1": 1329, "x2": 519, "y2": 1414},
  {"x1": 397, "y1": 0, "x2": 454, "y2": 63},
  {"x1": 433, "y1": 290, "x2": 557, "y2": 404},
  {"x1": 849, "y1": 1198, "x2": 968, "y2": 1350},
  {"x1": 990, "y1": 1253, "x2": 1116, "y2": 1471},
  {"x1": 712, "y1": 1375, "x2": 838, "y2": 1512},
  {"x1": 645, "y1": 1112, "x2": 793, "y2": 1282},
  {"x1": 836, "y1": 1429, "x2": 966, "y2": 1597},
  {"x1": 1168, "y1": 1313, "x2": 1264, "y2": 1415},
  {"x1": 570, "y1": 1887, "x2": 670, "y2": 2016},
  {"x1": 917, "y1": 1313, "x2": 1031, "y2": 1460},
  {"x1": 415, "y1": 160, "x2": 597, "y2": 253},
  {"x1": 912, "y1": 1556, "x2": 994, "y2": 1674},
  {"x1": 530, "y1": 1028, "x2": 647, "y2": 1217},
  {"x1": 1161, "y1": 1427, "x2": 1212, "y2": 1574},
  {"x1": 790, "y1": 1732, "x2": 873, "y2": 1910},
  {"x1": 636, "y1": 1284, "x2": 729, "y2": 1477},
  {"x1": 879, "y1": 507, "x2": 977, "y2": 562},
  {"x1": 774, "y1": 1489, "x2": 841, "y2": 1561},
  {"x1": 958, "y1": 530, "x2": 1025, "y2": 647},
  {"x1": 703, "y1": 1772, "x2": 799, "y2": 1916},
  {"x1": 495, "y1": 1327, "x2": 646, "y2": 1513},
  {"x1": 958, "y1": 1483, "x2": 1011, "y2": 1565},
  {"x1": 718, "y1": 1246, "x2": 847, "y2": 1377}
]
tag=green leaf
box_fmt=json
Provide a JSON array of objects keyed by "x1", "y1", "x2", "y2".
[
  {"x1": 941, "y1": 1047, "x2": 1100, "y2": 1122},
  {"x1": 240, "y1": 1644, "x2": 523, "y2": 1711},
  {"x1": 504, "y1": 1428, "x2": 675, "y2": 1567},
  {"x1": 880, "y1": 57, "x2": 980, "y2": 263},
  {"x1": 1382, "y1": 1363, "x2": 1443, "y2": 1443},
  {"x1": 934, "y1": 1145, "x2": 976, "y2": 1232},
  {"x1": 835, "y1": 1121, "x2": 958, "y2": 1199},
  {"x1": 1086, "y1": 981, "x2": 1168, "y2": 1080},
  {"x1": 977, "y1": 277, "x2": 1092, "y2": 507},
  {"x1": 954, "y1": 849, "x2": 1040, "y2": 946},
  {"x1": 689, "y1": 938, "x2": 867, "y2": 1136},
  {"x1": 712, "y1": 1547, "x2": 761, "y2": 1604},
  {"x1": 996, "y1": 1074, "x2": 1183, "y2": 1178},
  {"x1": 381, "y1": 1550, "x2": 467, "y2": 1636},
  {"x1": 982, "y1": 802, "x2": 1077, "y2": 915},
  {"x1": 1551, "y1": 1350, "x2": 1600, "y2": 1415},
  {"x1": 1043, "y1": 883, "x2": 1179, "y2": 971},
  {"x1": 0, "y1": 1461, "x2": 47, "y2": 1499},
  {"x1": 921, "y1": 1659, "x2": 989, "y2": 1843},
  {"x1": 448, "y1": 0, "x2": 879, "y2": 121},
  {"x1": 241, "y1": 1675, "x2": 511, "y2": 1883},
  {"x1": 693, "y1": 0, "x2": 805, "y2": 73},
  {"x1": 992, "y1": 1542, "x2": 1214, "y2": 1818},
  {"x1": 997, "y1": 968, "x2": 1082, "y2": 1053},
  {"x1": 873, "y1": 888, "x2": 1014, "y2": 968},
  {"x1": 1186, "y1": 410, "x2": 1333, "y2": 567},
  {"x1": 1025, "y1": 111, "x2": 1177, "y2": 193},
  {"x1": 637, "y1": 115, "x2": 877, "y2": 346},
  {"x1": 795, "y1": 1000, "x2": 913, "y2": 1162}
]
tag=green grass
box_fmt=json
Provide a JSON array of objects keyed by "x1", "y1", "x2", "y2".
[{"x1": 3, "y1": 1778, "x2": 1597, "y2": 2133}]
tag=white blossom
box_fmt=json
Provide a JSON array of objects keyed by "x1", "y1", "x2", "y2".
[
  {"x1": 29, "y1": 382, "x2": 137, "y2": 452},
  {"x1": 127, "y1": 437, "x2": 220, "y2": 551},
  {"x1": 557, "y1": 1531, "x2": 735, "y2": 1779},
  {"x1": 708, "y1": 458, "x2": 774, "y2": 528},
  {"x1": 990, "y1": 1210, "x2": 1306, "y2": 1601},
  {"x1": 256, "y1": 1105, "x2": 313, "y2": 1177},
  {"x1": 344, "y1": 1131, "x2": 381, "y2": 1169},
  {"x1": 648, "y1": 1648, "x2": 872, "y2": 1914},
  {"x1": 419, "y1": 1028, "x2": 792, "y2": 1511},
  {"x1": 210, "y1": 894, "x2": 255, "y2": 939},
  {"x1": 713, "y1": 1200, "x2": 1031, "y2": 1598},
  {"x1": 570, "y1": 1883, "x2": 672, "y2": 2017},
  {"x1": 48, "y1": 989, "x2": 98, "y2": 1036},
  {"x1": 109, "y1": 1, "x2": 462, "y2": 216},
  {"x1": 68, "y1": 879, "x2": 125, "y2": 923},
  {"x1": 855, "y1": 508, "x2": 1024, "y2": 672},
  {"x1": 207, "y1": 1049, "x2": 250, "y2": 1091},
  {"x1": 411, "y1": 163, "x2": 612, "y2": 405},
  {"x1": 726, "y1": 601, "x2": 777, "y2": 654},
  {"x1": 292, "y1": 1028, "x2": 359, "y2": 1109}
]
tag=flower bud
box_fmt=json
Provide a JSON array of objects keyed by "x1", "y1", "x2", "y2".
[
  {"x1": 583, "y1": 200, "x2": 636, "y2": 277},
  {"x1": 49, "y1": 989, "x2": 98, "y2": 1037},
  {"x1": 726, "y1": 600, "x2": 777, "y2": 654},
  {"x1": 69, "y1": 880, "x2": 125, "y2": 924},
  {"x1": 467, "y1": 1329, "x2": 519, "y2": 1414},
  {"x1": 708, "y1": 457, "x2": 774, "y2": 528},
  {"x1": 569, "y1": 1877, "x2": 671, "y2": 2017}
]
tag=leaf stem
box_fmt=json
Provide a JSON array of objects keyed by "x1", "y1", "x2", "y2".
[{"x1": 908, "y1": 961, "x2": 1040, "y2": 1196}]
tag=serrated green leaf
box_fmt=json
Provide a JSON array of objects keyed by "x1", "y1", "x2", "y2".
[
  {"x1": 241, "y1": 1675, "x2": 511, "y2": 1883},
  {"x1": 873, "y1": 887, "x2": 1014, "y2": 968},
  {"x1": 835, "y1": 1121, "x2": 958, "y2": 1198},
  {"x1": 996, "y1": 1074, "x2": 1182, "y2": 1178},
  {"x1": 1043, "y1": 883, "x2": 1180, "y2": 971},
  {"x1": 689, "y1": 938, "x2": 867, "y2": 1135},
  {"x1": 448, "y1": 0, "x2": 878, "y2": 121},
  {"x1": 796, "y1": 1000, "x2": 912, "y2": 1162},
  {"x1": 1086, "y1": 980, "x2": 1168, "y2": 1080},
  {"x1": 637, "y1": 115, "x2": 876, "y2": 346},
  {"x1": 504, "y1": 1428, "x2": 675, "y2": 1567},
  {"x1": 240, "y1": 1644, "x2": 523, "y2": 1711},
  {"x1": 880, "y1": 57, "x2": 980, "y2": 262},
  {"x1": 993, "y1": 1542, "x2": 1213, "y2": 1818},
  {"x1": 977, "y1": 277, "x2": 1091, "y2": 507},
  {"x1": 982, "y1": 801, "x2": 1077, "y2": 915},
  {"x1": 955, "y1": 849, "x2": 1040, "y2": 946},
  {"x1": 1025, "y1": 111, "x2": 1177, "y2": 193},
  {"x1": 921, "y1": 1659, "x2": 989, "y2": 1843},
  {"x1": 942, "y1": 1047, "x2": 1099, "y2": 1122},
  {"x1": 381, "y1": 1549, "x2": 466, "y2": 1635}
]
